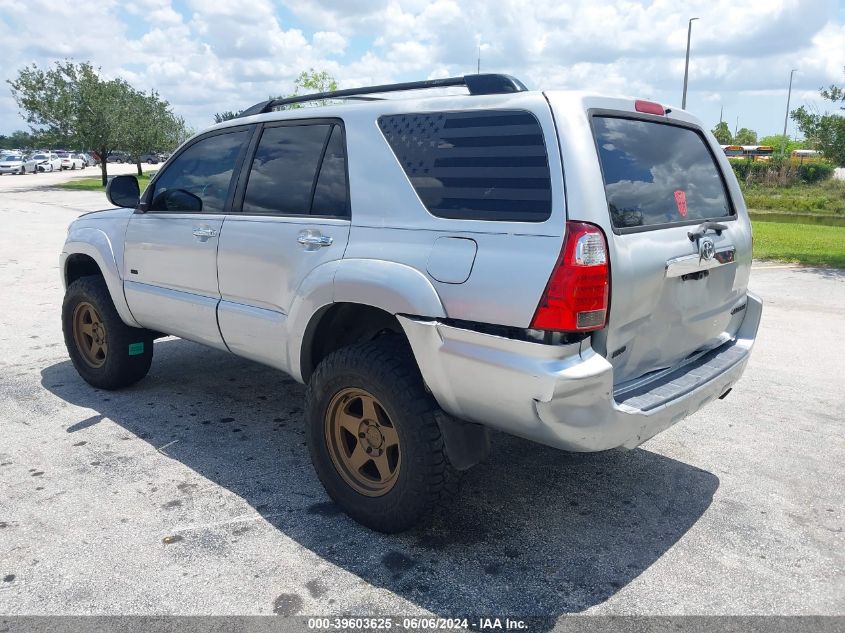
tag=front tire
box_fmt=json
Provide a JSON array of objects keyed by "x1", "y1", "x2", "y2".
[
  {"x1": 62, "y1": 276, "x2": 153, "y2": 390},
  {"x1": 306, "y1": 337, "x2": 459, "y2": 533}
]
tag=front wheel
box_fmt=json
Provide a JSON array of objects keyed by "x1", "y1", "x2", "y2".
[
  {"x1": 306, "y1": 337, "x2": 460, "y2": 533},
  {"x1": 62, "y1": 276, "x2": 154, "y2": 390}
]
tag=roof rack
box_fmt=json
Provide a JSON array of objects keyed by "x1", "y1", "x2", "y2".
[{"x1": 237, "y1": 73, "x2": 528, "y2": 118}]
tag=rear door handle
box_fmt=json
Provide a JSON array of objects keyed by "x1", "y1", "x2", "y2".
[
  {"x1": 297, "y1": 230, "x2": 333, "y2": 250},
  {"x1": 192, "y1": 226, "x2": 218, "y2": 241}
]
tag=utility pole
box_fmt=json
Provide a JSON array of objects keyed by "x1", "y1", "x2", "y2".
[
  {"x1": 682, "y1": 17, "x2": 699, "y2": 109},
  {"x1": 476, "y1": 35, "x2": 482, "y2": 74},
  {"x1": 781, "y1": 69, "x2": 798, "y2": 156}
]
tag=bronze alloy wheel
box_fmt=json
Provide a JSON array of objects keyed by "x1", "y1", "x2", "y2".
[
  {"x1": 72, "y1": 301, "x2": 108, "y2": 368},
  {"x1": 325, "y1": 387, "x2": 401, "y2": 497}
]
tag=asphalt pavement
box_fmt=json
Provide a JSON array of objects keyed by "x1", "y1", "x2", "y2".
[{"x1": 0, "y1": 167, "x2": 842, "y2": 621}]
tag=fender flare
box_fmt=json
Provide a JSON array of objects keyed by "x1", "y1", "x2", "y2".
[
  {"x1": 62, "y1": 228, "x2": 140, "y2": 327},
  {"x1": 333, "y1": 258, "x2": 446, "y2": 318},
  {"x1": 286, "y1": 258, "x2": 446, "y2": 383}
]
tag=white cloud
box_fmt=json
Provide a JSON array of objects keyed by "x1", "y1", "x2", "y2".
[{"x1": 1, "y1": 0, "x2": 843, "y2": 136}]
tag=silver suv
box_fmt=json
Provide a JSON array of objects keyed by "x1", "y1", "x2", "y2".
[{"x1": 60, "y1": 74, "x2": 761, "y2": 532}]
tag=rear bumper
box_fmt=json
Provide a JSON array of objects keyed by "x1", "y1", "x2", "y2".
[{"x1": 399, "y1": 292, "x2": 762, "y2": 452}]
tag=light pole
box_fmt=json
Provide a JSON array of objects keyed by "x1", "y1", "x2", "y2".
[
  {"x1": 682, "y1": 17, "x2": 699, "y2": 109},
  {"x1": 781, "y1": 69, "x2": 798, "y2": 156}
]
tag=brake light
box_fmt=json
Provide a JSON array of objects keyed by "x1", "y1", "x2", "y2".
[
  {"x1": 530, "y1": 222, "x2": 610, "y2": 332},
  {"x1": 634, "y1": 100, "x2": 665, "y2": 116}
]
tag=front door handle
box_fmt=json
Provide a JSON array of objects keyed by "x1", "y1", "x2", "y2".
[
  {"x1": 192, "y1": 226, "x2": 218, "y2": 241},
  {"x1": 297, "y1": 229, "x2": 333, "y2": 250}
]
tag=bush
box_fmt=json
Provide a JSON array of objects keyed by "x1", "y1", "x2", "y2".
[
  {"x1": 730, "y1": 158, "x2": 834, "y2": 186},
  {"x1": 796, "y1": 162, "x2": 834, "y2": 183}
]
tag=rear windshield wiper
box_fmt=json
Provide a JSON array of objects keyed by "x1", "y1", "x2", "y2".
[{"x1": 688, "y1": 221, "x2": 728, "y2": 241}]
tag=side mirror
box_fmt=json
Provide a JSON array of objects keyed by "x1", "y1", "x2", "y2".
[
  {"x1": 106, "y1": 175, "x2": 140, "y2": 208},
  {"x1": 162, "y1": 189, "x2": 203, "y2": 212}
]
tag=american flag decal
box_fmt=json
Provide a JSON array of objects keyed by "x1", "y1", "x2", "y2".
[{"x1": 378, "y1": 110, "x2": 552, "y2": 222}]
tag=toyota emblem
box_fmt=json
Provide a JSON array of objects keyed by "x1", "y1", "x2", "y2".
[{"x1": 700, "y1": 237, "x2": 716, "y2": 262}]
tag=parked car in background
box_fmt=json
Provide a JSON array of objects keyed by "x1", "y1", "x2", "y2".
[
  {"x1": 0, "y1": 154, "x2": 26, "y2": 174},
  {"x1": 81, "y1": 153, "x2": 96, "y2": 167},
  {"x1": 137, "y1": 153, "x2": 164, "y2": 164},
  {"x1": 61, "y1": 154, "x2": 86, "y2": 170},
  {"x1": 25, "y1": 152, "x2": 62, "y2": 172},
  {"x1": 106, "y1": 151, "x2": 130, "y2": 163}
]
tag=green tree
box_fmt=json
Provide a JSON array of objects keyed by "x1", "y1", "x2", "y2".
[
  {"x1": 275, "y1": 68, "x2": 339, "y2": 108},
  {"x1": 0, "y1": 130, "x2": 39, "y2": 150},
  {"x1": 734, "y1": 127, "x2": 758, "y2": 145},
  {"x1": 123, "y1": 89, "x2": 186, "y2": 176},
  {"x1": 213, "y1": 110, "x2": 242, "y2": 123},
  {"x1": 8, "y1": 61, "x2": 133, "y2": 185},
  {"x1": 758, "y1": 134, "x2": 806, "y2": 155},
  {"x1": 712, "y1": 121, "x2": 733, "y2": 144},
  {"x1": 792, "y1": 84, "x2": 845, "y2": 166}
]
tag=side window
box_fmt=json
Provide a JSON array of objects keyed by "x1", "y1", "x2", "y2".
[
  {"x1": 311, "y1": 125, "x2": 349, "y2": 216},
  {"x1": 378, "y1": 110, "x2": 552, "y2": 222},
  {"x1": 242, "y1": 124, "x2": 333, "y2": 215},
  {"x1": 149, "y1": 130, "x2": 250, "y2": 213}
]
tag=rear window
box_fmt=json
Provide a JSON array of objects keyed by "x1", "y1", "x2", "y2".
[
  {"x1": 378, "y1": 110, "x2": 552, "y2": 222},
  {"x1": 593, "y1": 116, "x2": 732, "y2": 230}
]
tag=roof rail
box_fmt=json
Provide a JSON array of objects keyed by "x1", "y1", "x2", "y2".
[{"x1": 237, "y1": 73, "x2": 528, "y2": 118}]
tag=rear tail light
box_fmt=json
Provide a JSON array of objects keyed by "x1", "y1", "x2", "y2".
[{"x1": 530, "y1": 221, "x2": 610, "y2": 332}]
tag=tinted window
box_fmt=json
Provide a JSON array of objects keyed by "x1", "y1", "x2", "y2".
[
  {"x1": 378, "y1": 110, "x2": 551, "y2": 222},
  {"x1": 243, "y1": 124, "x2": 331, "y2": 215},
  {"x1": 311, "y1": 125, "x2": 348, "y2": 216},
  {"x1": 593, "y1": 117, "x2": 732, "y2": 230},
  {"x1": 150, "y1": 130, "x2": 249, "y2": 213}
]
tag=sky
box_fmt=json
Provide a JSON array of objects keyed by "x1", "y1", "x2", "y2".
[{"x1": 0, "y1": 0, "x2": 844, "y2": 139}]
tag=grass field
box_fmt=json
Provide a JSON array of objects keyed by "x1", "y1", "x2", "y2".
[
  {"x1": 60, "y1": 172, "x2": 154, "y2": 191},
  {"x1": 742, "y1": 179, "x2": 845, "y2": 215},
  {"x1": 752, "y1": 220, "x2": 845, "y2": 268}
]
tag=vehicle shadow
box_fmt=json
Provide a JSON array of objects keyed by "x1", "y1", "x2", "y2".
[
  {"x1": 792, "y1": 265, "x2": 845, "y2": 281},
  {"x1": 41, "y1": 338, "x2": 718, "y2": 623}
]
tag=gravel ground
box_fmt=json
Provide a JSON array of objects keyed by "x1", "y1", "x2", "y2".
[{"x1": 0, "y1": 168, "x2": 842, "y2": 622}]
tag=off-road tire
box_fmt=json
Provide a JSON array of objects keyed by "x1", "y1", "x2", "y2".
[
  {"x1": 62, "y1": 276, "x2": 153, "y2": 390},
  {"x1": 306, "y1": 336, "x2": 460, "y2": 533}
]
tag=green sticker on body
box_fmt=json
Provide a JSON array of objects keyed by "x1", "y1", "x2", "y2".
[{"x1": 128, "y1": 342, "x2": 144, "y2": 356}]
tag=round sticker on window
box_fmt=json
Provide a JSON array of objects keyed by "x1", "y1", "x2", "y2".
[{"x1": 674, "y1": 190, "x2": 688, "y2": 217}]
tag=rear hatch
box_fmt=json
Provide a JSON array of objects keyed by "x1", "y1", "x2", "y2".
[{"x1": 547, "y1": 94, "x2": 753, "y2": 386}]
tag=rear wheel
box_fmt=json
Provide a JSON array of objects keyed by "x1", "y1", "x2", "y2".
[
  {"x1": 306, "y1": 337, "x2": 460, "y2": 533},
  {"x1": 62, "y1": 276, "x2": 153, "y2": 390}
]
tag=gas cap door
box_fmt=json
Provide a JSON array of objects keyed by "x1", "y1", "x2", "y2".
[{"x1": 426, "y1": 237, "x2": 478, "y2": 284}]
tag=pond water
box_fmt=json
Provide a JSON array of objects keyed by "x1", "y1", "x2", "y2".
[{"x1": 749, "y1": 212, "x2": 845, "y2": 227}]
